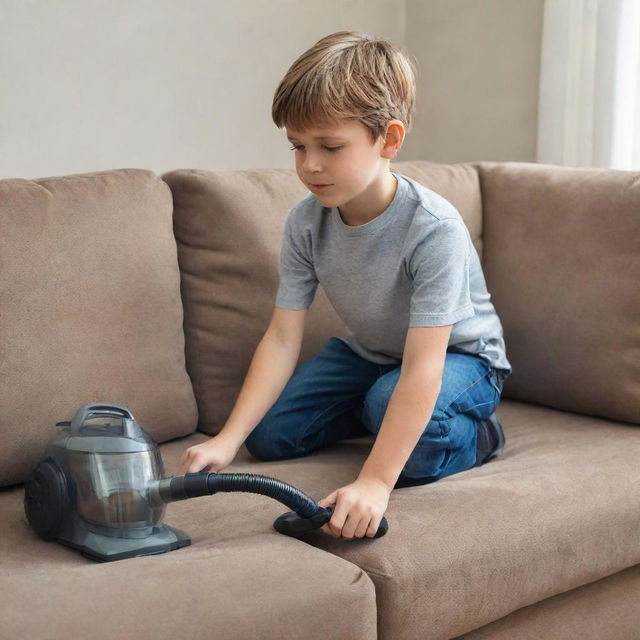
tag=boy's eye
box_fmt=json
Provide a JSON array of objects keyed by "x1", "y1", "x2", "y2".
[{"x1": 289, "y1": 145, "x2": 342, "y2": 152}]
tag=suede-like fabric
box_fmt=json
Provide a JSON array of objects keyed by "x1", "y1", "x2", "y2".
[
  {"x1": 4, "y1": 400, "x2": 639, "y2": 639},
  {"x1": 2, "y1": 432, "x2": 376, "y2": 640},
  {"x1": 0, "y1": 169, "x2": 198, "y2": 486},
  {"x1": 161, "y1": 161, "x2": 482, "y2": 436},
  {"x1": 238, "y1": 399, "x2": 640, "y2": 639},
  {"x1": 456, "y1": 563, "x2": 640, "y2": 639},
  {"x1": 4, "y1": 160, "x2": 639, "y2": 639},
  {"x1": 161, "y1": 167, "x2": 347, "y2": 435},
  {"x1": 474, "y1": 161, "x2": 640, "y2": 424}
]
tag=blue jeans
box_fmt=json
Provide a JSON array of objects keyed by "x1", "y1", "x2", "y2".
[{"x1": 245, "y1": 337, "x2": 508, "y2": 489}]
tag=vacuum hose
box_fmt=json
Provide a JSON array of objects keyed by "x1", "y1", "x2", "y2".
[{"x1": 148, "y1": 472, "x2": 389, "y2": 538}]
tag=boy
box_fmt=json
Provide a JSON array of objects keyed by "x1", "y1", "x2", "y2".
[{"x1": 177, "y1": 31, "x2": 512, "y2": 541}]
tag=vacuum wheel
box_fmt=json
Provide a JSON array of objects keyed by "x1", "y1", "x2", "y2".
[{"x1": 24, "y1": 459, "x2": 68, "y2": 540}]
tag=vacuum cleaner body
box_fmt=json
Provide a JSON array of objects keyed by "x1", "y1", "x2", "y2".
[
  {"x1": 25, "y1": 403, "x2": 388, "y2": 562},
  {"x1": 24, "y1": 404, "x2": 190, "y2": 562}
]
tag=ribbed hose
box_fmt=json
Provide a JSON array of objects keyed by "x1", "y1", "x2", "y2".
[
  {"x1": 167, "y1": 472, "x2": 321, "y2": 517},
  {"x1": 155, "y1": 471, "x2": 388, "y2": 538}
]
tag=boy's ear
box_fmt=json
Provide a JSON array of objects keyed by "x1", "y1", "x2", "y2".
[{"x1": 380, "y1": 120, "x2": 405, "y2": 159}]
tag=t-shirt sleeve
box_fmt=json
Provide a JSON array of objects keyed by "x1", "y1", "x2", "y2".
[
  {"x1": 408, "y1": 218, "x2": 475, "y2": 327},
  {"x1": 274, "y1": 211, "x2": 318, "y2": 309}
]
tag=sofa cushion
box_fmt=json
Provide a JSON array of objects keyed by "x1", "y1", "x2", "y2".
[
  {"x1": 1, "y1": 433, "x2": 377, "y2": 640},
  {"x1": 458, "y1": 563, "x2": 640, "y2": 640},
  {"x1": 161, "y1": 167, "x2": 347, "y2": 435},
  {"x1": 170, "y1": 400, "x2": 636, "y2": 640},
  {"x1": 161, "y1": 161, "x2": 482, "y2": 435},
  {"x1": 241, "y1": 399, "x2": 640, "y2": 639},
  {"x1": 6, "y1": 402, "x2": 639, "y2": 639},
  {"x1": 0, "y1": 169, "x2": 198, "y2": 486},
  {"x1": 474, "y1": 161, "x2": 640, "y2": 424}
]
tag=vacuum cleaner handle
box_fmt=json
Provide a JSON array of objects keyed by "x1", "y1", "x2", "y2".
[{"x1": 70, "y1": 403, "x2": 138, "y2": 437}]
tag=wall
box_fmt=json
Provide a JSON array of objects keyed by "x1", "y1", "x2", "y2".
[
  {"x1": 404, "y1": 0, "x2": 545, "y2": 163},
  {"x1": 0, "y1": 0, "x2": 543, "y2": 179}
]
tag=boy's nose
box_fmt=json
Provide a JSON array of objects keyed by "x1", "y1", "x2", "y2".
[{"x1": 302, "y1": 154, "x2": 323, "y2": 173}]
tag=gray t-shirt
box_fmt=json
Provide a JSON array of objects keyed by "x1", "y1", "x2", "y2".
[{"x1": 275, "y1": 170, "x2": 512, "y2": 375}]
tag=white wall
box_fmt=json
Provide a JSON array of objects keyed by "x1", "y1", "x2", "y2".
[
  {"x1": 0, "y1": 0, "x2": 543, "y2": 180},
  {"x1": 404, "y1": 0, "x2": 545, "y2": 164}
]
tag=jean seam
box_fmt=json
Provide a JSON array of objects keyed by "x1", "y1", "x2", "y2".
[
  {"x1": 488, "y1": 369, "x2": 504, "y2": 396},
  {"x1": 442, "y1": 368, "x2": 491, "y2": 416},
  {"x1": 412, "y1": 421, "x2": 449, "y2": 441}
]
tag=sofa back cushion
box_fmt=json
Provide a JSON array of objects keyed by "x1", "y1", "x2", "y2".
[
  {"x1": 475, "y1": 161, "x2": 640, "y2": 424},
  {"x1": 162, "y1": 161, "x2": 482, "y2": 435},
  {"x1": 161, "y1": 168, "x2": 345, "y2": 435},
  {"x1": 0, "y1": 169, "x2": 198, "y2": 486}
]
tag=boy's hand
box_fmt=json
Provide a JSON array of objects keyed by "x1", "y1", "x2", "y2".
[
  {"x1": 317, "y1": 477, "x2": 391, "y2": 540},
  {"x1": 175, "y1": 434, "x2": 240, "y2": 476}
]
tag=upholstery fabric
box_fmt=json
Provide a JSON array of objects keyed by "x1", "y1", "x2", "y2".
[
  {"x1": 1, "y1": 433, "x2": 376, "y2": 640},
  {"x1": 457, "y1": 563, "x2": 640, "y2": 639},
  {"x1": 4, "y1": 160, "x2": 639, "y2": 638},
  {"x1": 0, "y1": 169, "x2": 198, "y2": 486},
  {"x1": 3, "y1": 400, "x2": 639, "y2": 639},
  {"x1": 161, "y1": 167, "x2": 347, "y2": 435},
  {"x1": 475, "y1": 161, "x2": 640, "y2": 424}
]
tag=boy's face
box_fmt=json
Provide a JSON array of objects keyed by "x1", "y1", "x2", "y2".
[{"x1": 285, "y1": 118, "x2": 393, "y2": 209}]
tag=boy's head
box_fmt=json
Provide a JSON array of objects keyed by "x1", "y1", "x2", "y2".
[
  {"x1": 272, "y1": 30, "x2": 417, "y2": 145},
  {"x1": 272, "y1": 31, "x2": 417, "y2": 210}
]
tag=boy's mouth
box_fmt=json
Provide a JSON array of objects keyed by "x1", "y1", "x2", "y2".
[{"x1": 310, "y1": 184, "x2": 332, "y2": 189}]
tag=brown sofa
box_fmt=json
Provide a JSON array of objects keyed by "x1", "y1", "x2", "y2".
[{"x1": 1, "y1": 160, "x2": 639, "y2": 639}]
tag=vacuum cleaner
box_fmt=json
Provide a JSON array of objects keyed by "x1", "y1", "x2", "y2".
[{"x1": 23, "y1": 403, "x2": 388, "y2": 562}]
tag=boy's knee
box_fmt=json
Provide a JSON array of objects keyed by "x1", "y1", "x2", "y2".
[
  {"x1": 244, "y1": 421, "x2": 277, "y2": 461},
  {"x1": 362, "y1": 384, "x2": 392, "y2": 431},
  {"x1": 244, "y1": 416, "x2": 299, "y2": 461}
]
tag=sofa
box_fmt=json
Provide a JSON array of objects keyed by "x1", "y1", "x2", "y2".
[{"x1": 1, "y1": 159, "x2": 639, "y2": 640}]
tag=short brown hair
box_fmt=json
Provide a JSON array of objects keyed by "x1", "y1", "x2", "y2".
[{"x1": 272, "y1": 31, "x2": 417, "y2": 144}]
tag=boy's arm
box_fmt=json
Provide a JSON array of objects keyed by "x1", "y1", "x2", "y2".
[
  {"x1": 218, "y1": 307, "x2": 308, "y2": 447},
  {"x1": 358, "y1": 324, "x2": 453, "y2": 491}
]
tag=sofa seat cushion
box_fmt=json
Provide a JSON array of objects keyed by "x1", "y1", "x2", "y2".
[
  {"x1": 457, "y1": 562, "x2": 640, "y2": 640},
  {"x1": 264, "y1": 398, "x2": 638, "y2": 640},
  {"x1": 0, "y1": 169, "x2": 198, "y2": 486},
  {"x1": 56, "y1": 402, "x2": 634, "y2": 640},
  {"x1": 170, "y1": 400, "x2": 635, "y2": 640},
  {"x1": 7, "y1": 405, "x2": 639, "y2": 639},
  {"x1": 1, "y1": 433, "x2": 377, "y2": 640}
]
